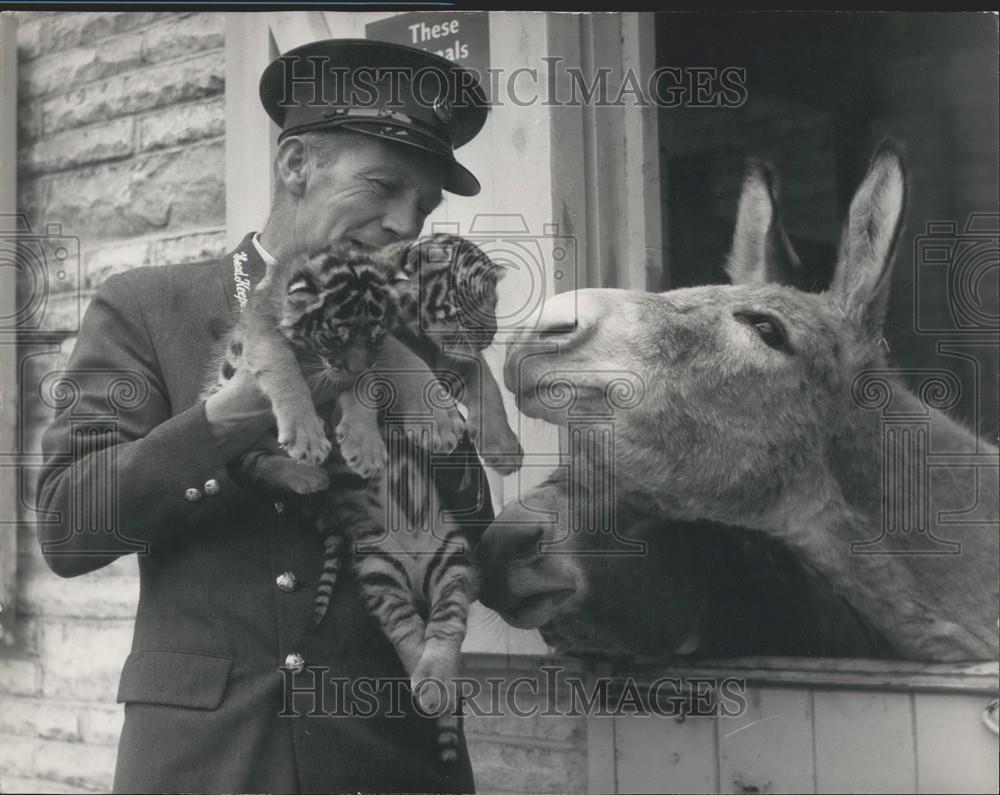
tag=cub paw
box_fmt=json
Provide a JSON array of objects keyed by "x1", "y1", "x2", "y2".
[
  {"x1": 431, "y1": 402, "x2": 466, "y2": 454},
  {"x1": 479, "y1": 444, "x2": 524, "y2": 475},
  {"x1": 411, "y1": 651, "x2": 459, "y2": 715},
  {"x1": 471, "y1": 415, "x2": 523, "y2": 474},
  {"x1": 397, "y1": 403, "x2": 464, "y2": 454},
  {"x1": 336, "y1": 420, "x2": 387, "y2": 478},
  {"x1": 264, "y1": 459, "x2": 330, "y2": 494},
  {"x1": 277, "y1": 410, "x2": 332, "y2": 466}
]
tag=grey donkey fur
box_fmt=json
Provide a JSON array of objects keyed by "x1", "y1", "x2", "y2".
[{"x1": 502, "y1": 142, "x2": 999, "y2": 661}]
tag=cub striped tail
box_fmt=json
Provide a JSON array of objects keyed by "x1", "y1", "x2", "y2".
[{"x1": 311, "y1": 531, "x2": 343, "y2": 632}]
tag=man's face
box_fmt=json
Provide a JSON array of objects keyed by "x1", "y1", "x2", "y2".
[{"x1": 293, "y1": 134, "x2": 446, "y2": 253}]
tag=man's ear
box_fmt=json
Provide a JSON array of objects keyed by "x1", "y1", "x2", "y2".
[
  {"x1": 274, "y1": 136, "x2": 309, "y2": 199},
  {"x1": 829, "y1": 140, "x2": 907, "y2": 337},
  {"x1": 726, "y1": 160, "x2": 803, "y2": 287}
]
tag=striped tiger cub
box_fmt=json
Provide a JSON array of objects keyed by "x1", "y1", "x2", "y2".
[
  {"x1": 201, "y1": 241, "x2": 397, "y2": 491},
  {"x1": 306, "y1": 233, "x2": 521, "y2": 638},
  {"x1": 218, "y1": 234, "x2": 520, "y2": 765},
  {"x1": 390, "y1": 234, "x2": 524, "y2": 475},
  {"x1": 202, "y1": 243, "x2": 397, "y2": 478},
  {"x1": 301, "y1": 234, "x2": 520, "y2": 765}
]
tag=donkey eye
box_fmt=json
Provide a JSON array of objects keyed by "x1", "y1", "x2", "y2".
[{"x1": 736, "y1": 312, "x2": 790, "y2": 352}]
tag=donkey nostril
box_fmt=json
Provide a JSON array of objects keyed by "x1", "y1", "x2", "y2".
[
  {"x1": 482, "y1": 523, "x2": 544, "y2": 566},
  {"x1": 537, "y1": 321, "x2": 578, "y2": 337},
  {"x1": 508, "y1": 525, "x2": 545, "y2": 560}
]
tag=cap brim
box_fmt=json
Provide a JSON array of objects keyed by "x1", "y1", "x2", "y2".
[{"x1": 320, "y1": 120, "x2": 482, "y2": 196}]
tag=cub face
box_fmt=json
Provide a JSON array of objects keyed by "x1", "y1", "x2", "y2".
[
  {"x1": 279, "y1": 243, "x2": 397, "y2": 374},
  {"x1": 395, "y1": 234, "x2": 504, "y2": 353}
]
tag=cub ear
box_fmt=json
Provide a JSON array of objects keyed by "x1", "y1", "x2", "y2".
[
  {"x1": 487, "y1": 255, "x2": 510, "y2": 281},
  {"x1": 285, "y1": 271, "x2": 322, "y2": 316},
  {"x1": 726, "y1": 160, "x2": 804, "y2": 287},
  {"x1": 460, "y1": 239, "x2": 506, "y2": 282}
]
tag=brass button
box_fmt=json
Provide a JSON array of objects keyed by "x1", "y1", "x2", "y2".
[
  {"x1": 284, "y1": 652, "x2": 305, "y2": 673},
  {"x1": 185, "y1": 488, "x2": 202, "y2": 502},
  {"x1": 276, "y1": 571, "x2": 298, "y2": 593},
  {"x1": 204, "y1": 479, "x2": 220, "y2": 496},
  {"x1": 274, "y1": 500, "x2": 286, "y2": 515}
]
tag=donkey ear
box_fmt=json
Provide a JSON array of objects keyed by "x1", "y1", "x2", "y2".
[
  {"x1": 829, "y1": 141, "x2": 907, "y2": 336},
  {"x1": 725, "y1": 160, "x2": 803, "y2": 287}
]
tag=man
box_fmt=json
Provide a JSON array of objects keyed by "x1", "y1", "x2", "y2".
[{"x1": 36, "y1": 39, "x2": 494, "y2": 793}]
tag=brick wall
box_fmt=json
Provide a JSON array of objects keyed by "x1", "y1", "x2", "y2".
[{"x1": 1, "y1": 11, "x2": 226, "y2": 793}]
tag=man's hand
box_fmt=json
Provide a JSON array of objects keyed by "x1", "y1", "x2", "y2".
[
  {"x1": 205, "y1": 368, "x2": 343, "y2": 459},
  {"x1": 204, "y1": 370, "x2": 275, "y2": 456}
]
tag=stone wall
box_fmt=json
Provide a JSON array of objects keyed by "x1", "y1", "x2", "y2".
[{"x1": 1, "y1": 11, "x2": 226, "y2": 793}]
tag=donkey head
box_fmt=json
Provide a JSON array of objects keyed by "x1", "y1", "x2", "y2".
[
  {"x1": 479, "y1": 144, "x2": 907, "y2": 655},
  {"x1": 502, "y1": 143, "x2": 906, "y2": 531},
  {"x1": 477, "y1": 464, "x2": 893, "y2": 658}
]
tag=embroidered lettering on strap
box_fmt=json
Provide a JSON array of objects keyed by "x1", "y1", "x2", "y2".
[{"x1": 233, "y1": 251, "x2": 252, "y2": 312}]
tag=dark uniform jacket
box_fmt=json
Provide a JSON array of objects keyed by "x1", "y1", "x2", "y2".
[{"x1": 35, "y1": 233, "x2": 494, "y2": 794}]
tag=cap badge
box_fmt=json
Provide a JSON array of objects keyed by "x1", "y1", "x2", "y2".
[{"x1": 432, "y1": 93, "x2": 453, "y2": 125}]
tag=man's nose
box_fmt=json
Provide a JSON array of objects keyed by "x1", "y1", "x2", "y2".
[{"x1": 381, "y1": 197, "x2": 422, "y2": 242}]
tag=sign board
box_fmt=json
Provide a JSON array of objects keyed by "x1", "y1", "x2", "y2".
[{"x1": 366, "y1": 12, "x2": 490, "y2": 96}]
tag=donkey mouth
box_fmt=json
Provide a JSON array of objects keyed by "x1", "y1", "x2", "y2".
[{"x1": 500, "y1": 587, "x2": 578, "y2": 629}]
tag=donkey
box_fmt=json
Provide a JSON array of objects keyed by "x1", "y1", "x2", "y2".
[
  {"x1": 482, "y1": 143, "x2": 999, "y2": 662},
  {"x1": 478, "y1": 466, "x2": 893, "y2": 659}
]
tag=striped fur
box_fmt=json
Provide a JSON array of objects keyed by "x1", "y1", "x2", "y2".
[
  {"x1": 201, "y1": 242, "x2": 396, "y2": 470},
  {"x1": 307, "y1": 235, "x2": 515, "y2": 765},
  {"x1": 203, "y1": 240, "x2": 397, "y2": 481},
  {"x1": 301, "y1": 436, "x2": 480, "y2": 765},
  {"x1": 390, "y1": 234, "x2": 524, "y2": 474},
  {"x1": 218, "y1": 234, "x2": 520, "y2": 766}
]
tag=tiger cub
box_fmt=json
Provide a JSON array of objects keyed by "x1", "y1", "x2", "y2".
[
  {"x1": 388, "y1": 234, "x2": 523, "y2": 474},
  {"x1": 304, "y1": 235, "x2": 521, "y2": 765},
  {"x1": 306, "y1": 234, "x2": 522, "y2": 633},
  {"x1": 200, "y1": 242, "x2": 398, "y2": 494},
  {"x1": 216, "y1": 234, "x2": 520, "y2": 765}
]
